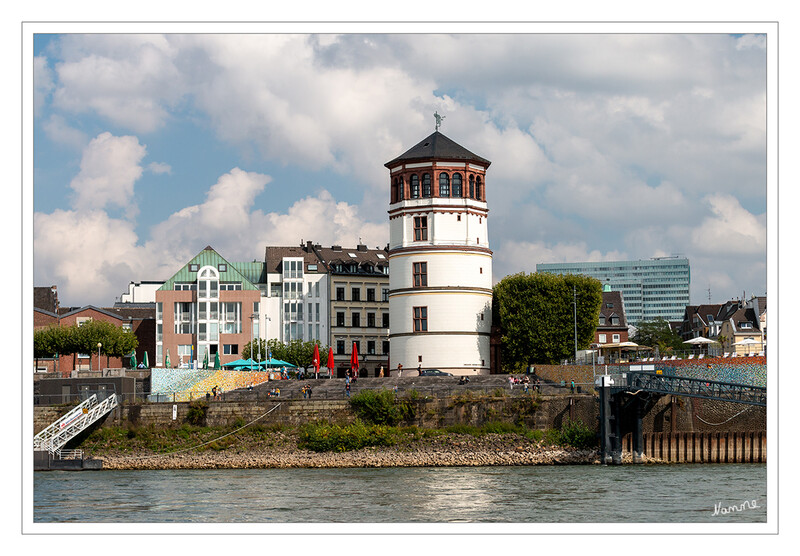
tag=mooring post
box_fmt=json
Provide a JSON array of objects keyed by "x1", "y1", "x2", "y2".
[
  {"x1": 632, "y1": 395, "x2": 644, "y2": 464},
  {"x1": 611, "y1": 393, "x2": 623, "y2": 465},
  {"x1": 597, "y1": 375, "x2": 614, "y2": 465}
]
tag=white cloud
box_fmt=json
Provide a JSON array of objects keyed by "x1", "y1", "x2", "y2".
[
  {"x1": 147, "y1": 162, "x2": 172, "y2": 174},
  {"x1": 42, "y1": 114, "x2": 88, "y2": 150},
  {"x1": 69, "y1": 132, "x2": 146, "y2": 211},
  {"x1": 34, "y1": 55, "x2": 54, "y2": 114},
  {"x1": 691, "y1": 194, "x2": 766, "y2": 255},
  {"x1": 735, "y1": 34, "x2": 766, "y2": 51}
]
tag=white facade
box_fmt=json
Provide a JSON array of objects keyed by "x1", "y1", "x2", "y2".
[
  {"x1": 386, "y1": 143, "x2": 493, "y2": 375},
  {"x1": 119, "y1": 281, "x2": 164, "y2": 303},
  {"x1": 263, "y1": 258, "x2": 329, "y2": 347}
]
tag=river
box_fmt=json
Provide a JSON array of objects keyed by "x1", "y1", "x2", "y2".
[{"x1": 33, "y1": 463, "x2": 766, "y2": 524}]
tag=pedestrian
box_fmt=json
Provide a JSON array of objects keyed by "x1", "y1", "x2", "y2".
[
  {"x1": 302, "y1": 385, "x2": 307, "y2": 399},
  {"x1": 379, "y1": 366, "x2": 384, "y2": 378},
  {"x1": 345, "y1": 381, "x2": 351, "y2": 397},
  {"x1": 508, "y1": 375, "x2": 514, "y2": 390},
  {"x1": 307, "y1": 386, "x2": 312, "y2": 399},
  {"x1": 211, "y1": 385, "x2": 218, "y2": 400},
  {"x1": 417, "y1": 364, "x2": 422, "y2": 376},
  {"x1": 205, "y1": 391, "x2": 211, "y2": 401},
  {"x1": 397, "y1": 363, "x2": 403, "y2": 378},
  {"x1": 570, "y1": 380, "x2": 575, "y2": 394}
]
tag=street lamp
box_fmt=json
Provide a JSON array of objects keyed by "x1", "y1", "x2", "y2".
[
  {"x1": 573, "y1": 285, "x2": 578, "y2": 363},
  {"x1": 97, "y1": 342, "x2": 102, "y2": 372}
]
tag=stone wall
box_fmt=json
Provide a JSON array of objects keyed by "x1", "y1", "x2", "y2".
[{"x1": 33, "y1": 391, "x2": 766, "y2": 435}]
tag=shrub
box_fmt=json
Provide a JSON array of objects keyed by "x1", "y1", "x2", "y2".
[
  {"x1": 298, "y1": 420, "x2": 399, "y2": 452},
  {"x1": 558, "y1": 419, "x2": 596, "y2": 449},
  {"x1": 349, "y1": 389, "x2": 415, "y2": 426},
  {"x1": 185, "y1": 400, "x2": 208, "y2": 426}
]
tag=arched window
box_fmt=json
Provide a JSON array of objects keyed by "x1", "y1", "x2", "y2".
[
  {"x1": 476, "y1": 177, "x2": 482, "y2": 201},
  {"x1": 439, "y1": 173, "x2": 450, "y2": 197},
  {"x1": 469, "y1": 175, "x2": 475, "y2": 198},
  {"x1": 422, "y1": 173, "x2": 431, "y2": 197},
  {"x1": 198, "y1": 266, "x2": 219, "y2": 300},
  {"x1": 393, "y1": 178, "x2": 399, "y2": 203},
  {"x1": 398, "y1": 176, "x2": 404, "y2": 200},
  {"x1": 410, "y1": 174, "x2": 420, "y2": 198},
  {"x1": 452, "y1": 173, "x2": 462, "y2": 197}
]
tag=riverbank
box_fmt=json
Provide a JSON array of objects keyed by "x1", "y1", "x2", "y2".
[{"x1": 91, "y1": 431, "x2": 660, "y2": 470}]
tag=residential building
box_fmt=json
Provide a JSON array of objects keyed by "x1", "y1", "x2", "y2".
[
  {"x1": 679, "y1": 304, "x2": 724, "y2": 341},
  {"x1": 314, "y1": 243, "x2": 390, "y2": 377},
  {"x1": 118, "y1": 280, "x2": 164, "y2": 303},
  {"x1": 594, "y1": 288, "x2": 629, "y2": 346},
  {"x1": 716, "y1": 298, "x2": 765, "y2": 356},
  {"x1": 155, "y1": 246, "x2": 262, "y2": 368},
  {"x1": 264, "y1": 242, "x2": 328, "y2": 346},
  {"x1": 536, "y1": 256, "x2": 691, "y2": 325},
  {"x1": 385, "y1": 130, "x2": 493, "y2": 375}
]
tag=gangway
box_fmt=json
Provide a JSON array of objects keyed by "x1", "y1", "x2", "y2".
[{"x1": 34, "y1": 393, "x2": 118, "y2": 454}]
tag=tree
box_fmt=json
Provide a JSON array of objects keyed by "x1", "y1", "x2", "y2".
[
  {"x1": 493, "y1": 272, "x2": 603, "y2": 369},
  {"x1": 243, "y1": 338, "x2": 329, "y2": 370},
  {"x1": 631, "y1": 318, "x2": 684, "y2": 353}
]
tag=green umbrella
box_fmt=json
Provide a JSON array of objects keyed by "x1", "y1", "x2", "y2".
[
  {"x1": 165, "y1": 349, "x2": 171, "y2": 368},
  {"x1": 203, "y1": 350, "x2": 209, "y2": 370},
  {"x1": 130, "y1": 350, "x2": 137, "y2": 369},
  {"x1": 143, "y1": 351, "x2": 149, "y2": 368},
  {"x1": 214, "y1": 351, "x2": 221, "y2": 370}
]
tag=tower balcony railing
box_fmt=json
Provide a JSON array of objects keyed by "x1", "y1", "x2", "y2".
[{"x1": 391, "y1": 238, "x2": 489, "y2": 250}]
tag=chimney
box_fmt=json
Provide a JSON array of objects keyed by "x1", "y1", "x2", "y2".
[
  {"x1": 306, "y1": 240, "x2": 313, "y2": 252},
  {"x1": 332, "y1": 245, "x2": 342, "y2": 251},
  {"x1": 357, "y1": 244, "x2": 367, "y2": 252}
]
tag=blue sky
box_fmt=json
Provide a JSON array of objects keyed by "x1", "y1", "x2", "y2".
[{"x1": 31, "y1": 31, "x2": 769, "y2": 308}]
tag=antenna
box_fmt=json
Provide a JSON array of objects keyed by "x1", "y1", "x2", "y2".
[
  {"x1": 707, "y1": 286, "x2": 712, "y2": 303},
  {"x1": 434, "y1": 111, "x2": 445, "y2": 131}
]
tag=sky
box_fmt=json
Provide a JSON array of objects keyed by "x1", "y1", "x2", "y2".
[{"x1": 31, "y1": 31, "x2": 769, "y2": 308}]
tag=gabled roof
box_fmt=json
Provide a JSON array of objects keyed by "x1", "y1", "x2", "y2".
[
  {"x1": 264, "y1": 245, "x2": 324, "y2": 275},
  {"x1": 314, "y1": 245, "x2": 389, "y2": 274},
  {"x1": 158, "y1": 246, "x2": 259, "y2": 291},
  {"x1": 384, "y1": 131, "x2": 491, "y2": 168},
  {"x1": 598, "y1": 291, "x2": 627, "y2": 328},
  {"x1": 58, "y1": 305, "x2": 124, "y2": 321}
]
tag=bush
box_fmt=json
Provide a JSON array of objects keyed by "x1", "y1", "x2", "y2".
[
  {"x1": 298, "y1": 420, "x2": 400, "y2": 452},
  {"x1": 349, "y1": 389, "x2": 415, "y2": 426},
  {"x1": 185, "y1": 400, "x2": 208, "y2": 426},
  {"x1": 558, "y1": 419, "x2": 596, "y2": 449}
]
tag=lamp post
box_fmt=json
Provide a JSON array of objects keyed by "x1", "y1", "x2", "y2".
[
  {"x1": 250, "y1": 313, "x2": 257, "y2": 371},
  {"x1": 97, "y1": 342, "x2": 102, "y2": 372}
]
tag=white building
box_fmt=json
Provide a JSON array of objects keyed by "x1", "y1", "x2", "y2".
[{"x1": 385, "y1": 130, "x2": 493, "y2": 375}]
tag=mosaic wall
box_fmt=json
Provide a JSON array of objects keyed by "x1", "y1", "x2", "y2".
[
  {"x1": 532, "y1": 356, "x2": 767, "y2": 389},
  {"x1": 150, "y1": 368, "x2": 275, "y2": 402},
  {"x1": 658, "y1": 356, "x2": 767, "y2": 387}
]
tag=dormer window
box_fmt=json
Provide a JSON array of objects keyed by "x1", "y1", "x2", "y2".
[
  {"x1": 610, "y1": 316, "x2": 620, "y2": 325},
  {"x1": 740, "y1": 322, "x2": 753, "y2": 329},
  {"x1": 599, "y1": 316, "x2": 606, "y2": 325}
]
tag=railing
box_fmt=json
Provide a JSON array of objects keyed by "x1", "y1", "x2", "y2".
[
  {"x1": 625, "y1": 372, "x2": 767, "y2": 406},
  {"x1": 34, "y1": 393, "x2": 118, "y2": 453},
  {"x1": 55, "y1": 449, "x2": 83, "y2": 460}
]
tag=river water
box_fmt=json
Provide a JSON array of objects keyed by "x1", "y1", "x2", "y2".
[{"x1": 33, "y1": 463, "x2": 766, "y2": 524}]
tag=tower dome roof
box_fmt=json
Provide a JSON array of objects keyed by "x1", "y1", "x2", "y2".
[{"x1": 384, "y1": 131, "x2": 491, "y2": 168}]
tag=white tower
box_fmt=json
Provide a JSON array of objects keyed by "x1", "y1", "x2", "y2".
[{"x1": 385, "y1": 129, "x2": 493, "y2": 375}]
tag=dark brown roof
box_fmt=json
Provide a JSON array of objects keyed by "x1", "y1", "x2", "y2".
[
  {"x1": 264, "y1": 245, "x2": 325, "y2": 274},
  {"x1": 103, "y1": 306, "x2": 155, "y2": 320},
  {"x1": 314, "y1": 245, "x2": 390, "y2": 273},
  {"x1": 598, "y1": 291, "x2": 627, "y2": 328},
  {"x1": 384, "y1": 131, "x2": 491, "y2": 168},
  {"x1": 33, "y1": 286, "x2": 59, "y2": 313}
]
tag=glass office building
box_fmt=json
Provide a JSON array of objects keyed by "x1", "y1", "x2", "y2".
[{"x1": 536, "y1": 257, "x2": 690, "y2": 326}]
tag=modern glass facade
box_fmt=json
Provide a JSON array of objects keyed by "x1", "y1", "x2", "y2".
[{"x1": 536, "y1": 257, "x2": 690, "y2": 325}]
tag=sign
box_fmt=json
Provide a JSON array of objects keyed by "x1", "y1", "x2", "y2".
[
  {"x1": 172, "y1": 405, "x2": 178, "y2": 421},
  {"x1": 82, "y1": 407, "x2": 88, "y2": 414}
]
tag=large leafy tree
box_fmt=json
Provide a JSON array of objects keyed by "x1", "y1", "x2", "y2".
[
  {"x1": 243, "y1": 338, "x2": 328, "y2": 370},
  {"x1": 33, "y1": 320, "x2": 138, "y2": 369},
  {"x1": 493, "y1": 272, "x2": 603, "y2": 369},
  {"x1": 631, "y1": 318, "x2": 684, "y2": 353}
]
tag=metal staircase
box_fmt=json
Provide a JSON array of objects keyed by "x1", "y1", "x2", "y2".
[{"x1": 34, "y1": 393, "x2": 118, "y2": 454}]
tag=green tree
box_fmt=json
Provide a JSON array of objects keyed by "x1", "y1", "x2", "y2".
[
  {"x1": 244, "y1": 338, "x2": 328, "y2": 370},
  {"x1": 631, "y1": 318, "x2": 684, "y2": 353},
  {"x1": 493, "y1": 272, "x2": 603, "y2": 369}
]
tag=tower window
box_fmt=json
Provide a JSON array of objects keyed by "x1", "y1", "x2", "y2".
[
  {"x1": 413, "y1": 262, "x2": 428, "y2": 287},
  {"x1": 422, "y1": 173, "x2": 432, "y2": 197},
  {"x1": 413, "y1": 216, "x2": 428, "y2": 241},
  {"x1": 476, "y1": 177, "x2": 482, "y2": 200},
  {"x1": 452, "y1": 173, "x2": 462, "y2": 197},
  {"x1": 410, "y1": 174, "x2": 420, "y2": 198},
  {"x1": 469, "y1": 175, "x2": 475, "y2": 198},
  {"x1": 413, "y1": 306, "x2": 428, "y2": 332},
  {"x1": 439, "y1": 173, "x2": 450, "y2": 197}
]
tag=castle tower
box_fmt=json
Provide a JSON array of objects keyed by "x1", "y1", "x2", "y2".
[{"x1": 385, "y1": 129, "x2": 493, "y2": 375}]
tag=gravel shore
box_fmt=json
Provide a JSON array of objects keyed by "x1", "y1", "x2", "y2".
[{"x1": 95, "y1": 433, "x2": 606, "y2": 470}]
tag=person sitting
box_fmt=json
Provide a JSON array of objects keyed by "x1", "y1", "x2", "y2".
[{"x1": 458, "y1": 376, "x2": 470, "y2": 385}]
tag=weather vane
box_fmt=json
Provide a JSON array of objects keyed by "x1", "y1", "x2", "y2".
[{"x1": 434, "y1": 111, "x2": 445, "y2": 131}]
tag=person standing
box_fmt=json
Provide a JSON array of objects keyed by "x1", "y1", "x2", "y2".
[
  {"x1": 417, "y1": 364, "x2": 422, "y2": 376},
  {"x1": 570, "y1": 380, "x2": 576, "y2": 394},
  {"x1": 379, "y1": 366, "x2": 384, "y2": 378},
  {"x1": 345, "y1": 379, "x2": 351, "y2": 398},
  {"x1": 397, "y1": 363, "x2": 403, "y2": 378}
]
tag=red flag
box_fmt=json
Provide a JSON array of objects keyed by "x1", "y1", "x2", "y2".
[
  {"x1": 312, "y1": 343, "x2": 320, "y2": 378},
  {"x1": 326, "y1": 346, "x2": 335, "y2": 378},
  {"x1": 350, "y1": 342, "x2": 359, "y2": 376}
]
